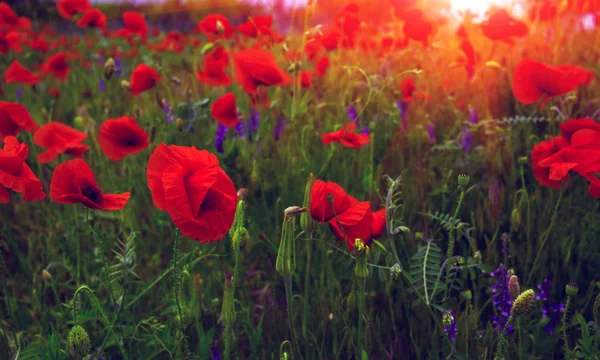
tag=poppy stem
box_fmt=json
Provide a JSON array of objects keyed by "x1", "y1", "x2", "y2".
[
  {"x1": 171, "y1": 228, "x2": 189, "y2": 359},
  {"x1": 357, "y1": 276, "x2": 366, "y2": 359},
  {"x1": 283, "y1": 274, "x2": 302, "y2": 360},
  {"x1": 0, "y1": 247, "x2": 18, "y2": 352},
  {"x1": 495, "y1": 315, "x2": 513, "y2": 359},
  {"x1": 72, "y1": 285, "x2": 129, "y2": 360},
  {"x1": 444, "y1": 188, "x2": 465, "y2": 306}
]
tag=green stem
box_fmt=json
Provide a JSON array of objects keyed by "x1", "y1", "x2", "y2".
[
  {"x1": 225, "y1": 239, "x2": 241, "y2": 360},
  {"x1": 172, "y1": 229, "x2": 189, "y2": 360},
  {"x1": 283, "y1": 275, "x2": 302, "y2": 360},
  {"x1": 0, "y1": 248, "x2": 18, "y2": 350},
  {"x1": 530, "y1": 185, "x2": 564, "y2": 281},
  {"x1": 357, "y1": 276, "x2": 366, "y2": 359},
  {"x1": 72, "y1": 285, "x2": 128, "y2": 360},
  {"x1": 302, "y1": 233, "x2": 313, "y2": 357},
  {"x1": 444, "y1": 189, "x2": 465, "y2": 305},
  {"x1": 496, "y1": 315, "x2": 514, "y2": 360},
  {"x1": 562, "y1": 296, "x2": 571, "y2": 356},
  {"x1": 465, "y1": 302, "x2": 469, "y2": 357}
]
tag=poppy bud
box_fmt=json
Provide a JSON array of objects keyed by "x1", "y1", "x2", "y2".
[
  {"x1": 176, "y1": 118, "x2": 184, "y2": 131},
  {"x1": 121, "y1": 80, "x2": 131, "y2": 91},
  {"x1": 460, "y1": 288, "x2": 472, "y2": 302},
  {"x1": 74, "y1": 115, "x2": 85, "y2": 130},
  {"x1": 594, "y1": 294, "x2": 600, "y2": 325},
  {"x1": 518, "y1": 156, "x2": 528, "y2": 166},
  {"x1": 221, "y1": 273, "x2": 235, "y2": 325},
  {"x1": 473, "y1": 250, "x2": 482, "y2": 263},
  {"x1": 508, "y1": 275, "x2": 520, "y2": 300},
  {"x1": 458, "y1": 173, "x2": 470, "y2": 188},
  {"x1": 276, "y1": 207, "x2": 305, "y2": 276},
  {"x1": 104, "y1": 58, "x2": 116, "y2": 80},
  {"x1": 229, "y1": 200, "x2": 246, "y2": 242},
  {"x1": 300, "y1": 174, "x2": 316, "y2": 235},
  {"x1": 42, "y1": 269, "x2": 53, "y2": 282},
  {"x1": 390, "y1": 263, "x2": 402, "y2": 279},
  {"x1": 511, "y1": 289, "x2": 535, "y2": 317},
  {"x1": 565, "y1": 283, "x2": 579, "y2": 297},
  {"x1": 216, "y1": 20, "x2": 225, "y2": 34},
  {"x1": 68, "y1": 325, "x2": 91, "y2": 357},
  {"x1": 511, "y1": 208, "x2": 521, "y2": 232},
  {"x1": 237, "y1": 188, "x2": 248, "y2": 201},
  {"x1": 354, "y1": 240, "x2": 370, "y2": 279}
]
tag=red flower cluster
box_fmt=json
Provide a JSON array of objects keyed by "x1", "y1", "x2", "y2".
[
  {"x1": 196, "y1": 47, "x2": 232, "y2": 87},
  {"x1": 146, "y1": 144, "x2": 238, "y2": 243},
  {"x1": 321, "y1": 122, "x2": 370, "y2": 148},
  {"x1": 0, "y1": 136, "x2": 45, "y2": 203},
  {"x1": 531, "y1": 118, "x2": 600, "y2": 197},
  {"x1": 310, "y1": 179, "x2": 386, "y2": 251}
]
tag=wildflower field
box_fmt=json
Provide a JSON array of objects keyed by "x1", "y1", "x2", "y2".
[{"x1": 2, "y1": 0, "x2": 600, "y2": 359}]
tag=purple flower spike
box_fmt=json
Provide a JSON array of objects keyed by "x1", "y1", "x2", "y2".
[
  {"x1": 163, "y1": 100, "x2": 174, "y2": 124},
  {"x1": 98, "y1": 77, "x2": 105, "y2": 93},
  {"x1": 15, "y1": 88, "x2": 24, "y2": 102},
  {"x1": 491, "y1": 264, "x2": 514, "y2": 333},
  {"x1": 469, "y1": 106, "x2": 478, "y2": 124},
  {"x1": 215, "y1": 123, "x2": 228, "y2": 153},
  {"x1": 426, "y1": 123, "x2": 436, "y2": 143},
  {"x1": 274, "y1": 115, "x2": 286, "y2": 141},
  {"x1": 536, "y1": 278, "x2": 564, "y2": 335},
  {"x1": 346, "y1": 105, "x2": 358, "y2": 124},
  {"x1": 396, "y1": 101, "x2": 409, "y2": 131},
  {"x1": 461, "y1": 128, "x2": 472, "y2": 152},
  {"x1": 247, "y1": 108, "x2": 260, "y2": 141},
  {"x1": 443, "y1": 310, "x2": 457, "y2": 340}
]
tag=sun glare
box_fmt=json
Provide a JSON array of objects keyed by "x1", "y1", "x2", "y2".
[{"x1": 448, "y1": 0, "x2": 520, "y2": 18}]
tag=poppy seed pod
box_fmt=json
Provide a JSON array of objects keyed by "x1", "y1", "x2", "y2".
[
  {"x1": 511, "y1": 289, "x2": 535, "y2": 317},
  {"x1": 518, "y1": 156, "x2": 528, "y2": 166},
  {"x1": 458, "y1": 173, "x2": 470, "y2": 187},
  {"x1": 68, "y1": 325, "x2": 91, "y2": 357},
  {"x1": 276, "y1": 207, "x2": 305, "y2": 276},
  {"x1": 104, "y1": 57, "x2": 116, "y2": 80},
  {"x1": 460, "y1": 288, "x2": 472, "y2": 302},
  {"x1": 300, "y1": 174, "x2": 316, "y2": 235},
  {"x1": 508, "y1": 275, "x2": 520, "y2": 300},
  {"x1": 566, "y1": 283, "x2": 579, "y2": 297}
]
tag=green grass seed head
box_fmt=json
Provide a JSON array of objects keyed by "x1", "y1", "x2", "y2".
[{"x1": 511, "y1": 289, "x2": 535, "y2": 317}]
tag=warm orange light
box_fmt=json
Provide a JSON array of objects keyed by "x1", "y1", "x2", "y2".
[{"x1": 448, "y1": 0, "x2": 515, "y2": 17}]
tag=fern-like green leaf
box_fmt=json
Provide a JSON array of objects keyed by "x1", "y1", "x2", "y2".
[{"x1": 408, "y1": 241, "x2": 442, "y2": 306}]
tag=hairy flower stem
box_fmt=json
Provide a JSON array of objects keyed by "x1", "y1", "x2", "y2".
[
  {"x1": 562, "y1": 296, "x2": 571, "y2": 355},
  {"x1": 357, "y1": 277, "x2": 367, "y2": 359},
  {"x1": 225, "y1": 240, "x2": 241, "y2": 360},
  {"x1": 0, "y1": 248, "x2": 18, "y2": 350},
  {"x1": 302, "y1": 233, "x2": 313, "y2": 357},
  {"x1": 283, "y1": 274, "x2": 301, "y2": 360},
  {"x1": 444, "y1": 189, "x2": 465, "y2": 305},
  {"x1": 72, "y1": 285, "x2": 128, "y2": 360},
  {"x1": 465, "y1": 302, "x2": 469, "y2": 357},
  {"x1": 496, "y1": 315, "x2": 513, "y2": 359},
  {"x1": 172, "y1": 229, "x2": 189, "y2": 360}
]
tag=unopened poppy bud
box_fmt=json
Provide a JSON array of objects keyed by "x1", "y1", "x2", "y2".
[
  {"x1": 508, "y1": 275, "x2": 520, "y2": 300},
  {"x1": 473, "y1": 250, "x2": 482, "y2": 263},
  {"x1": 104, "y1": 58, "x2": 116, "y2": 80},
  {"x1": 237, "y1": 188, "x2": 248, "y2": 201},
  {"x1": 354, "y1": 239, "x2": 369, "y2": 279},
  {"x1": 42, "y1": 269, "x2": 53, "y2": 282},
  {"x1": 300, "y1": 174, "x2": 316, "y2": 234},
  {"x1": 566, "y1": 283, "x2": 579, "y2": 297},
  {"x1": 460, "y1": 288, "x2": 472, "y2": 302},
  {"x1": 74, "y1": 115, "x2": 85, "y2": 130},
  {"x1": 68, "y1": 325, "x2": 91, "y2": 357},
  {"x1": 518, "y1": 156, "x2": 528, "y2": 166},
  {"x1": 41, "y1": 108, "x2": 48, "y2": 119},
  {"x1": 176, "y1": 118, "x2": 184, "y2": 131},
  {"x1": 593, "y1": 294, "x2": 600, "y2": 325},
  {"x1": 277, "y1": 207, "x2": 303, "y2": 276},
  {"x1": 216, "y1": 20, "x2": 225, "y2": 34},
  {"x1": 511, "y1": 208, "x2": 521, "y2": 232},
  {"x1": 121, "y1": 80, "x2": 131, "y2": 91},
  {"x1": 511, "y1": 289, "x2": 535, "y2": 317},
  {"x1": 458, "y1": 173, "x2": 470, "y2": 188},
  {"x1": 390, "y1": 263, "x2": 402, "y2": 279},
  {"x1": 221, "y1": 273, "x2": 235, "y2": 325}
]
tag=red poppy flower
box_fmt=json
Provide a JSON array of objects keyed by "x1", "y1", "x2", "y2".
[
  {"x1": 321, "y1": 28, "x2": 342, "y2": 51},
  {"x1": 371, "y1": 208, "x2": 387, "y2": 239},
  {"x1": 0, "y1": 136, "x2": 46, "y2": 203},
  {"x1": 146, "y1": 143, "x2": 238, "y2": 243},
  {"x1": 512, "y1": 58, "x2": 594, "y2": 109},
  {"x1": 57, "y1": 0, "x2": 90, "y2": 20},
  {"x1": 0, "y1": 102, "x2": 39, "y2": 140},
  {"x1": 403, "y1": 10, "x2": 435, "y2": 46},
  {"x1": 316, "y1": 56, "x2": 330, "y2": 77},
  {"x1": 0, "y1": 3, "x2": 31, "y2": 31},
  {"x1": 41, "y1": 53, "x2": 71, "y2": 81},
  {"x1": 233, "y1": 48, "x2": 291, "y2": 94},
  {"x1": 48, "y1": 86, "x2": 60, "y2": 99},
  {"x1": 297, "y1": 70, "x2": 314, "y2": 88},
  {"x1": 129, "y1": 64, "x2": 161, "y2": 96},
  {"x1": 33, "y1": 122, "x2": 89, "y2": 163},
  {"x1": 98, "y1": 116, "x2": 148, "y2": 161},
  {"x1": 50, "y1": 159, "x2": 130, "y2": 210},
  {"x1": 76, "y1": 8, "x2": 106, "y2": 29},
  {"x1": 328, "y1": 201, "x2": 373, "y2": 251},
  {"x1": 321, "y1": 122, "x2": 370, "y2": 148},
  {"x1": 211, "y1": 92, "x2": 238, "y2": 127},
  {"x1": 531, "y1": 136, "x2": 570, "y2": 190},
  {"x1": 29, "y1": 36, "x2": 48, "y2": 53},
  {"x1": 310, "y1": 179, "x2": 358, "y2": 223},
  {"x1": 195, "y1": 14, "x2": 234, "y2": 38},
  {"x1": 304, "y1": 39, "x2": 322, "y2": 62},
  {"x1": 400, "y1": 77, "x2": 417, "y2": 102},
  {"x1": 481, "y1": 9, "x2": 528, "y2": 44},
  {"x1": 120, "y1": 11, "x2": 148, "y2": 40},
  {"x1": 237, "y1": 15, "x2": 273, "y2": 37},
  {"x1": 0, "y1": 30, "x2": 21, "y2": 54},
  {"x1": 196, "y1": 48, "x2": 232, "y2": 86},
  {"x1": 4, "y1": 60, "x2": 40, "y2": 85}
]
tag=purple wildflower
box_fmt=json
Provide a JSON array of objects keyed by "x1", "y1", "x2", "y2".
[
  {"x1": 536, "y1": 278, "x2": 564, "y2": 335},
  {"x1": 461, "y1": 128, "x2": 472, "y2": 152},
  {"x1": 15, "y1": 88, "x2": 23, "y2": 102},
  {"x1": 426, "y1": 123, "x2": 436, "y2": 143},
  {"x1": 114, "y1": 58, "x2": 122, "y2": 77},
  {"x1": 215, "y1": 123, "x2": 228, "y2": 153},
  {"x1": 360, "y1": 125, "x2": 369, "y2": 135},
  {"x1": 98, "y1": 77, "x2": 105, "y2": 93},
  {"x1": 274, "y1": 115, "x2": 286, "y2": 141},
  {"x1": 501, "y1": 233, "x2": 510, "y2": 259},
  {"x1": 163, "y1": 101, "x2": 174, "y2": 124},
  {"x1": 443, "y1": 310, "x2": 457, "y2": 340},
  {"x1": 469, "y1": 107, "x2": 478, "y2": 124},
  {"x1": 346, "y1": 105, "x2": 358, "y2": 124},
  {"x1": 234, "y1": 119, "x2": 245, "y2": 139},
  {"x1": 211, "y1": 346, "x2": 220, "y2": 360},
  {"x1": 396, "y1": 101, "x2": 408, "y2": 131},
  {"x1": 491, "y1": 264, "x2": 514, "y2": 333},
  {"x1": 247, "y1": 108, "x2": 260, "y2": 141}
]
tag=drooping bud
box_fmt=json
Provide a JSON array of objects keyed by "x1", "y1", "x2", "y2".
[
  {"x1": 442, "y1": 309, "x2": 457, "y2": 340},
  {"x1": 68, "y1": 325, "x2": 91, "y2": 357},
  {"x1": 354, "y1": 239, "x2": 369, "y2": 279},
  {"x1": 300, "y1": 174, "x2": 316, "y2": 235},
  {"x1": 390, "y1": 263, "x2": 402, "y2": 280},
  {"x1": 511, "y1": 208, "x2": 521, "y2": 232},
  {"x1": 458, "y1": 173, "x2": 470, "y2": 188},
  {"x1": 104, "y1": 58, "x2": 116, "y2": 80},
  {"x1": 508, "y1": 275, "x2": 520, "y2": 300},
  {"x1": 460, "y1": 288, "x2": 472, "y2": 302},
  {"x1": 566, "y1": 283, "x2": 579, "y2": 297},
  {"x1": 276, "y1": 207, "x2": 306, "y2": 276},
  {"x1": 221, "y1": 273, "x2": 236, "y2": 326},
  {"x1": 42, "y1": 269, "x2": 53, "y2": 282},
  {"x1": 511, "y1": 289, "x2": 535, "y2": 317}
]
